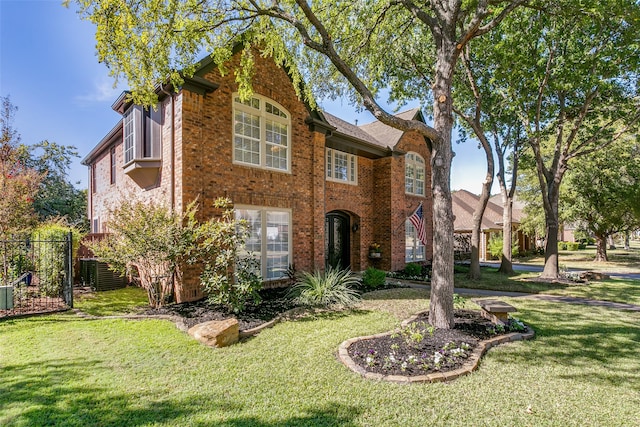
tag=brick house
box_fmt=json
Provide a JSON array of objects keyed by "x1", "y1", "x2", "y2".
[
  {"x1": 452, "y1": 190, "x2": 532, "y2": 260},
  {"x1": 82, "y1": 52, "x2": 433, "y2": 302}
]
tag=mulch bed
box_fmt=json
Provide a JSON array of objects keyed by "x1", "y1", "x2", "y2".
[
  {"x1": 143, "y1": 287, "x2": 300, "y2": 330},
  {"x1": 347, "y1": 309, "x2": 524, "y2": 376}
]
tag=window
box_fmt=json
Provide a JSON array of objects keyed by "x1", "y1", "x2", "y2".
[
  {"x1": 233, "y1": 94, "x2": 290, "y2": 172},
  {"x1": 122, "y1": 104, "x2": 162, "y2": 166},
  {"x1": 110, "y1": 147, "x2": 116, "y2": 184},
  {"x1": 326, "y1": 148, "x2": 357, "y2": 184},
  {"x1": 405, "y1": 152, "x2": 425, "y2": 195},
  {"x1": 405, "y1": 220, "x2": 425, "y2": 262},
  {"x1": 235, "y1": 206, "x2": 291, "y2": 280}
]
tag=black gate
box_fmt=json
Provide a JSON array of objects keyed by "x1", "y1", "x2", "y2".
[{"x1": 0, "y1": 232, "x2": 73, "y2": 318}]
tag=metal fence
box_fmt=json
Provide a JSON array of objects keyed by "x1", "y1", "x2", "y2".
[{"x1": 0, "y1": 232, "x2": 73, "y2": 318}]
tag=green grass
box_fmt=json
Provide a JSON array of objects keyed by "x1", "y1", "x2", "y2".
[
  {"x1": 2, "y1": 289, "x2": 640, "y2": 426},
  {"x1": 453, "y1": 265, "x2": 640, "y2": 306},
  {"x1": 518, "y1": 241, "x2": 640, "y2": 273},
  {"x1": 74, "y1": 287, "x2": 149, "y2": 316}
]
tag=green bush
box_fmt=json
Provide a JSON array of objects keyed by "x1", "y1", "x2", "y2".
[
  {"x1": 488, "y1": 235, "x2": 520, "y2": 259},
  {"x1": 404, "y1": 263, "x2": 422, "y2": 277},
  {"x1": 558, "y1": 241, "x2": 568, "y2": 251},
  {"x1": 362, "y1": 267, "x2": 386, "y2": 289},
  {"x1": 566, "y1": 242, "x2": 580, "y2": 251},
  {"x1": 32, "y1": 221, "x2": 81, "y2": 297},
  {"x1": 288, "y1": 266, "x2": 360, "y2": 307}
]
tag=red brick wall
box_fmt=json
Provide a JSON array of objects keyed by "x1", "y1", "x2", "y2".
[{"x1": 177, "y1": 53, "x2": 324, "y2": 299}]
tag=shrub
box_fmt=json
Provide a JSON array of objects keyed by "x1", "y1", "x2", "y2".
[
  {"x1": 404, "y1": 263, "x2": 422, "y2": 277},
  {"x1": 488, "y1": 235, "x2": 520, "y2": 259},
  {"x1": 32, "y1": 220, "x2": 82, "y2": 297},
  {"x1": 362, "y1": 267, "x2": 386, "y2": 289},
  {"x1": 90, "y1": 198, "x2": 261, "y2": 311},
  {"x1": 566, "y1": 242, "x2": 580, "y2": 251},
  {"x1": 288, "y1": 266, "x2": 360, "y2": 307},
  {"x1": 558, "y1": 241, "x2": 568, "y2": 251},
  {"x1": 197, "y1": 198, "x2": 262, "y2": 313}
]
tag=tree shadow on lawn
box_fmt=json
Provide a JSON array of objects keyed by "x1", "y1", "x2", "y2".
[
  {"x1": 489, "y1": 305, "x2": 640, "y2": 391},
  {"x1": 0, "y1": 358, "x2": 362, "y2": 427}
]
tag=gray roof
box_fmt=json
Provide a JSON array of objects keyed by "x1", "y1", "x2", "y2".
[
  {"x1": 359, "y1": 108, "x2": 421, "y2": 148},
  {"x1": 323, "y1": 107, "x2": 423, "y2": 150},
  {"x1": 322, "y1": 111, "x2": 384, "y2": 147}
]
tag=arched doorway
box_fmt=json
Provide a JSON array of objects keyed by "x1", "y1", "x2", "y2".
[{"x1": 325, "y1": 211, "x2": 350, "y2": 269}]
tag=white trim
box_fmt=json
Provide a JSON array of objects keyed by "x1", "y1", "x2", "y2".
[
  {"x1": 234, "y1": 205, "x2": 293, "y2": 281},
  {"x1": 326, "y1": 148, "x2": 358, "y2": 185},
  {"x1": 405, "y1": 152, "x2": 425, "y2": 196},
  {"x1": 232, "y1": 93, "x2": 291, "y2": 173}
]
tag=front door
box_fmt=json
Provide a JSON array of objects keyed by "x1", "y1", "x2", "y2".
[{"x1": 325, "y1": 212, "x2": 350, "y2": 269}]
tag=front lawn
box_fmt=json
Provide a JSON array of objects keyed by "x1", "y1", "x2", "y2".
[
  {"x1": 453, "y1": 265, "x2": 640, "y2": 306},
  {"x1": 2, "y1": 289, "x2": 639, "y2": 426}
]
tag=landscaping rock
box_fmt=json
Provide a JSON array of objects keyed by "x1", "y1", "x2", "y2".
[{"x1": 188, "y1": 318, "x2": 239, "y2": 348}]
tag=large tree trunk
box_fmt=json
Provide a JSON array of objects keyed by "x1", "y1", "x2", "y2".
[
  {"x1": 498, "y1": 195, "x2": 515, "y2": 274},
  {"x1": 428, "y1": 41, "x2": 457, "y2": 329},
  {"x1": 468, "y1": 143, "x2": 494, "y2": 280},
  {"x1": 541, "y1": 219, "x2": 560, "y2": 279},
  {"x1": 468, "y1": 183, "x2": 492, "y2": 279},
  {"x1": 595, "y1": 233, "x2": 609, "y2": 262}
]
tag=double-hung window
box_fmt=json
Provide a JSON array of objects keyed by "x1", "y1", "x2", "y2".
[
  {"x1": 326, "y1": 148, "x2": 357, "y2": 184},
  {"x1": 405, "y1": 220, "x2": 426, "y2": 262},
  {"x1": 235, "y1": 206, "x2": 291, "y2": 280},
  {"x1": 233, "y1": 94, "x2": 290, "y2": 172},
  {"x1": 405, "y1": 152, "x2": 425, "y2": 195}
]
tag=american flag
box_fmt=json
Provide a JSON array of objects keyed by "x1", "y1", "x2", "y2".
[{"x1": 408, "y1": 202, "x2": 428, "y2": 246}]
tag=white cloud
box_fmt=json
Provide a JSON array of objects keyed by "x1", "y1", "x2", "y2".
[{"x1": 74, "y1": 77, "x2": 126, "y2": 105}]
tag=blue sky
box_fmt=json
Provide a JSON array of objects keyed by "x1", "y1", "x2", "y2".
[{"x1": 0, "y1": 0, "x2": 487, "y2": 192}]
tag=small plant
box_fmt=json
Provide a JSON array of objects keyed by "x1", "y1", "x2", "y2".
[
  {"x1": 362, "y1": 267, "x2": 386, "y2": 289},
  {"x1": 400, "y1": 321, "x2": 434, "y2": 347},
  {"x1": 404, "y1": 263, "x2": 422, "y2": 277},
  {"x1": 369, "y1": 243, "x2": 381, "y2": 253},
  {"x1": 287, "y1": 266, "x2": 360, "y2": 307},
  {"x1": 453, "y1": 293, "x2": 466, "y2": 309}
]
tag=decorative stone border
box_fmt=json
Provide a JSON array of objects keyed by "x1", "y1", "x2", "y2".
[{"x1": 337, "y1": 311, "x2": 535, "y2": 384}]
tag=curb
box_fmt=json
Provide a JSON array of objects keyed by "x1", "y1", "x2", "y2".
[{"x1": 337, "y1": 313, "x2": 535, "y2": 384}]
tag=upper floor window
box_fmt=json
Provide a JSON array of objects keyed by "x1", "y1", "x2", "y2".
[
  {"x1": 326, "y1": 148, "x2": 357, "y2": 184},
  {"x1": 122, "y1": 104, "x2": 163, "y2": 166},
  {"x1": 233, "y1": 94, "x2": 290, "y2": 172},
  {"x1": 405, "y1": 152, "x2": 425, "y2": 195}
]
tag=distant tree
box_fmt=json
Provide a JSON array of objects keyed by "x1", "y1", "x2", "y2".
[
  {"x1": 20, "y1": 141, "x2": 88, "y2": 231},
  {"x1": 482, "y1": 2, "x2": 640, "y2": 279},
  {"x1": 0, "y1": 96, "x2": 41, "y2": 237},
  {"x1": 564, "y1": 136, "x2": 640, "y2": 261}
]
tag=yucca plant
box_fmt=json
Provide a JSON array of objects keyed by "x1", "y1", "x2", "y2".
[{"x1": 288, "y1": 266, "x2": 360, "y2": 308}]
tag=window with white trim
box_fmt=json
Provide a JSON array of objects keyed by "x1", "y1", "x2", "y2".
[
  {"x1": 405, "y1": 220, "x2": 425, "y2": 262},
  {"x1": 235, "y1": 207, "x2": 291, "y2": 280},
  {"x1": 233, "y1": 94, "x2": 290, "y2": 172},
  {"x1": 405, "y1": 152, "x2": 425, "y2": 195},
  {"x1": 326, "y1": 148, "x2": 357, "y2": 184},
  {"x1": 122, "y1": 104, "x2": 162, "y2": 166}
]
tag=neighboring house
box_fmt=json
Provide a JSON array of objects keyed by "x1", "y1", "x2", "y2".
[
  {"x1": 452, "y1": 190, "x2": 531, "y2": 260},
  {"x1": 82, "y1": 51, "x2": 434, "y2": 302}
]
